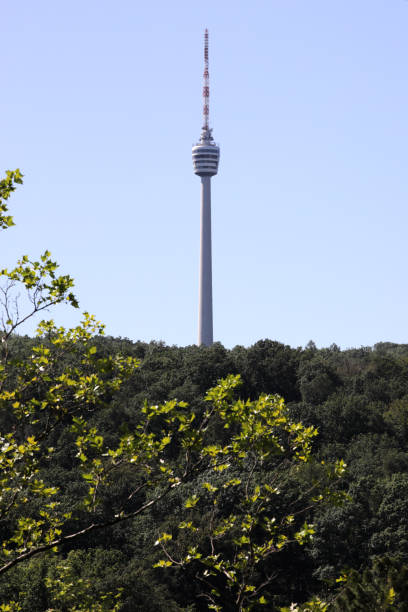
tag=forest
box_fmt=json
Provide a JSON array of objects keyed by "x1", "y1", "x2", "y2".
[{"x1": 2, "y1": 172, "x2": 408, "y2": 611}]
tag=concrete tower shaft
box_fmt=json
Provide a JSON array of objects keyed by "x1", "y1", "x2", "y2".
[
  {"x1": 198, "y1": 176, "x2": 213, "y2": 346},
  {"x1": 192, "y1": 29, "x2": 219, "y2": 347}
]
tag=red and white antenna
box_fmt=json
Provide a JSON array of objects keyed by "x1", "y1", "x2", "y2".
[{"x1": 203, "y1": 28, "x2": 210, "y2": 130}]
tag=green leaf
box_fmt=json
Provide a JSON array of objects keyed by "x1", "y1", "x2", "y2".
[{"x1": 185, "y1": 495, "x2": 199, "y2": 508}]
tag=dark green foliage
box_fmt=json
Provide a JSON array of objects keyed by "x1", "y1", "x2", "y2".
[
  {"x1": 299, "y1": 357, "x2": 342, "y2": 405},
  {"x1": 231, "y1": 339, "x2": 302, "y2": 402},
  {"x1": 331, "y1": 557, "x2": 408, "y2": 611},
  {"x1": 2, "y1": 336, "x2": 408, "y2": 609}
]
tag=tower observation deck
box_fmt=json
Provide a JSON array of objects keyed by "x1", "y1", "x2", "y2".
[
  {"x1": 192, "y1": 128, "x2": 220, "y2": 177},
  {"x1": 193, "y1": 29, "x2": 220, "y2": 346}
]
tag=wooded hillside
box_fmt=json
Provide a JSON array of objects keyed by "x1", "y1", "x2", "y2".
[{"x1": 2, "y1": 336, "x2": 408, "y2": 610}]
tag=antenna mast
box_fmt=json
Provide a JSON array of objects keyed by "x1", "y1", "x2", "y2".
[{"x1": 203, "y1": 28, "x2": 210, "y2": 132}]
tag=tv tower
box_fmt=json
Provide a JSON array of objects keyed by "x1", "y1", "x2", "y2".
[{"x1": 192, "y1": 29, "x2": 220, "y2": 346}]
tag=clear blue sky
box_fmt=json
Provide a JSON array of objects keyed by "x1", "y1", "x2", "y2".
[{"x1": 2, "y1": 0, "x2": 408, "y2": 349}]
